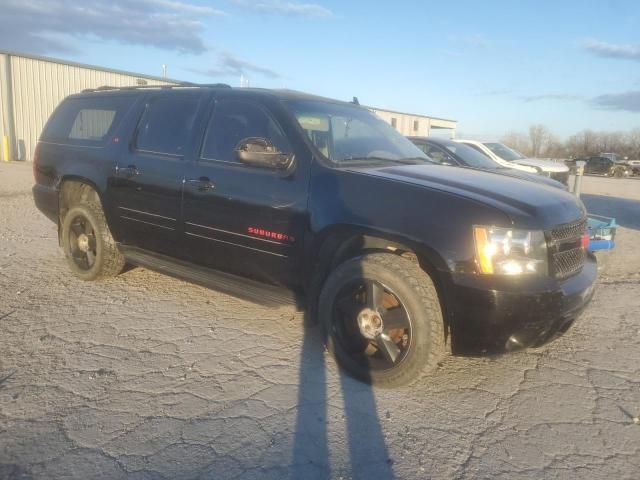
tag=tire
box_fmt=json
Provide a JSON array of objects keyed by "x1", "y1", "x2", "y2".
[
  {"x1": 318, "y1": 253, "x2": 445, "y2": 387},
  {"x1": 61, "y1": 201, "x2": 125, "y2": 281}
]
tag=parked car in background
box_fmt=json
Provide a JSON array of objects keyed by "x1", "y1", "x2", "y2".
[
  {"x1": 457, "y1": 140, "x2": 570, "y2": 185},
  {"x1": 408, "y1": 137, "x2": 566, "y2": 189},
  {"x1": 567, "y1": 156, "x2": 632, "y2": 178},
  {"x1": 625, "y1": 159, "x2": 640, "y2": 176}
]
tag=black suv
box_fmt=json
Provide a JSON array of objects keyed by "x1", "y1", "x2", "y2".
[
  {"x1": 575, "y1": 156, "x2": 631, "y2": 177},
  {"x1": 33, "y1": 86, "x2": 597, "y2": 386}
]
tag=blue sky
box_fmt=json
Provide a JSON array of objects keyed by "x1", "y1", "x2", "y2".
[{"x1": 2, "y1": 0, "x2": 639, "y2": 138}]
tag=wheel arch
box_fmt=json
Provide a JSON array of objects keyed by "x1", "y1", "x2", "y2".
[
  {"x1": 307, "y1": 225, "x2": 450, "y2": 302},
  {"x1": 57, "y1": 176, "x2": 105, "y2": 245}
]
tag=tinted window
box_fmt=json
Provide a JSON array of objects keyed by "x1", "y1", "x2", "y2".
[
  {"x1": 467, "y1": 143, "x2": 490, "y2": 156},
  {"x1": 201, "y1": 99, "x2": 290, "y2": 163},
  {"x1": 42, "y1": 95, "x2": 131, "y2": 145},
  {"x1": 443, "y1": 143, "x2": 498, "y2": 169},
  {"x1": 69, "y1": 109, "x2": 116, "y2": 141},
  {"x1": 421, "y1": 144, "x2": 450, "y2": 164},
  {"x1": 484, "y1": 142, "x2": 526, "y2": 161},
  {"x1": 135, "y1": 94, "x2": 201, "y2": 156},
  {"x1": 413, "y1": 142, "x2": 428, "y2": 154}
]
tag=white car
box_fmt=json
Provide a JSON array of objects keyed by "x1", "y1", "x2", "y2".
[{"x1": 456, "y1": 140, "x2": 570, "y2": 184}]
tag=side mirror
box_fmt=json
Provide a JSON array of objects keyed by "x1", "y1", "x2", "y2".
[{"x1": 234, "y1": 137, "x2": 293, "y2": 170}]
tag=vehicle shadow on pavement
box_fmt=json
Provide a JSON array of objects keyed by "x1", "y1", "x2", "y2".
[
  {"x1": 289, "y1": 304, "x2": 395, "y2": 479},
  {"x1": 580, "y1": 194, "x2": 640, "y2": 230}
]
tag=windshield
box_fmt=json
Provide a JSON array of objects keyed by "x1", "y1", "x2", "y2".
[
  {"x1": 443, "y1": 142, "x2": 499, "y2": 169},
  {"x1": 483, "y1": 142, "x2": 527, "y2": 161},
  {"x1": 287, "y1": 100, "x2": 430, "y2": 166}
]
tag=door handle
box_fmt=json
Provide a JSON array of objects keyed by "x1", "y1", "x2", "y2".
[
  {"x1": 117, "y1": 165, "x2": 140, "y2": 177},
  {"x1": 186, "y1": 177, "x2": 215, "y2": 191}
]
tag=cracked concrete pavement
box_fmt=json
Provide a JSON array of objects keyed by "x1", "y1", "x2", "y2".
[{"x1": 1, "y1": 162, "x2": 639, "y2": 479}]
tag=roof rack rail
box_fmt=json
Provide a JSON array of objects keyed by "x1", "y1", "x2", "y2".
[{"x1": 81, "y1": 83, "x2": 232, "y2": 93}]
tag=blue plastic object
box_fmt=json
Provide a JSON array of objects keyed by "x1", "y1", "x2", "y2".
[{"x1": 586, "y1": 215, "x2": 616, "y2": 252}]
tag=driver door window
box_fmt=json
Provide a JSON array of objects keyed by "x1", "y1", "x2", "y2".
[{"x1": 201, "y1": 100, "x2": 290, "y2": 163}]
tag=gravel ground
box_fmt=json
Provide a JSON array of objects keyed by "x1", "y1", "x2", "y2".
[{"x1": 1, "y1": 162, "x2": 639, "y2": 480}]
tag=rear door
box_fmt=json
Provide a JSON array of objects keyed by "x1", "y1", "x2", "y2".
[
  {"x1": 109, "y1": 90, "x2": 209, "y2": 257},
  {"x1": 181, "y1": 95, "x2": 310, "y2": 288}
]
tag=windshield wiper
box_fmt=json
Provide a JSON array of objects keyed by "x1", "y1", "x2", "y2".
[{"x1": 399, "y1": 157, "x2": 435, "y2": 164}]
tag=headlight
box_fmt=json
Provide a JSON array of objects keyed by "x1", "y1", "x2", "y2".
[{"x1": 473, "y1": 226, "x2": 548, "y2": 275}]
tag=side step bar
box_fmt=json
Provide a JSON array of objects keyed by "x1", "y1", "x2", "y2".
[{"x1": 120, "y1": 246, "x2": 303, "y2": 308}]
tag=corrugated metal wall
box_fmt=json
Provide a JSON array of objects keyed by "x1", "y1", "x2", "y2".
[
  {"x1": 4, "y1": 54, "x2": 176, "y2": 162},
  {"x1": 371, "y1": 109, "x2": 434, "y2": 137}
]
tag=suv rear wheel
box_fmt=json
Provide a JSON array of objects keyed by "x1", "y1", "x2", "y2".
[
  {"x1": 61, "y1": 202, "x2": 125, "y2": 281},
  {"x1": 319, "y1": 253, "x2": 445, "y2": 387}
]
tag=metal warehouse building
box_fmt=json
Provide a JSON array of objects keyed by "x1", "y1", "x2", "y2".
[
  {"x1": 0, "y1": 51, "x2": 179, "y2": 163},
  {"x1": 369, "y1": 106, "x2": 457, "y2": 138}
]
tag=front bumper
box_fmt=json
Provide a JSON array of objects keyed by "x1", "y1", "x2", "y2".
[{"x1": 445, "y1": 254, "x2": 597, "y2": 354}]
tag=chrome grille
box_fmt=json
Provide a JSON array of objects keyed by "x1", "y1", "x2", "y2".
[
  {"x1": 549, "y1": 219, "x2": 587, "y2": 279},
  {"x1": 550, "y1": 219, "x2": 587, "y2": 243},
  {"x1": 552, "y1": 247, "x2": 586, "y2": 279}
]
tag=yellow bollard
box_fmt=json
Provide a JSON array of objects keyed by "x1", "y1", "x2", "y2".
[{"x1": 2, "y1": 135, "x2": 9, "y2": 162}]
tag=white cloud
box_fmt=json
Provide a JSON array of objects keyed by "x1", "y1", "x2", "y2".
[
  {"x1": 584, "y1": 39, "x2": 640, "y2": 61},
  {"x1": 592, "y1": 91, "x2": 640, "y2": 112},
  {"x1": 231, "y1": 0, "x2": 333, "y2": 17},
  {"x1": 189, "y1": 52, "x2": 280, "y2": 79},
  {"x1": 0, "y1": 0, "x2": 226, "y2": 54},
  {"x1": 520, "y1": 94, "x2": 584, "y2": 103}
]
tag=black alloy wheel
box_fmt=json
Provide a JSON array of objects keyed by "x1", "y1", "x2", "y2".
[
  {"x1": 332, "y1": 279, "x2": 412, "y2": 371},
  {"x1": 67, "y1": 213, "x2": 98, "y2": 271}
]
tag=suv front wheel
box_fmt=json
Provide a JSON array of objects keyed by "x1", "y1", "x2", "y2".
[
  {"x1": 319, "y1": 253, "x2": 445, "y2": 387},
  {"x1": 61, "y1": 202, "x2": 125, "y2": 281}
]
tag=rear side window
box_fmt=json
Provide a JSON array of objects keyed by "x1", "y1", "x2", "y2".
[
  {"x1": 42, "y1": 95, "x2": 131, "y2": 145},
  {"x1": 69, "y1": 109, "x2": 116, "y2": 141},
  {"x1": 135, "y1": 93, "x2": 201, "y2": 156},
  {"x1": 201, "y1": 99, "x2": 290, "y2": 163}
]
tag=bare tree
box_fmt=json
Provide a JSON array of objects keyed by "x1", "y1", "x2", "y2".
[
  {"x1": 625, "y1": 129, "x2": 640, "y2": 159},
  {"x1": 566, "y1": 129, "x2": 598, "y2": 157},
  {"x1": 501, "y1": 131, "x2": 531, "y2": 156},
  {"x1": 528, "y1": 124, "x2": 550, "y2": 158},
  {"x1": 501, "y1": 126, "x2": 640, "y2": 161},
  {"x1": 544, "y1": 133, "x2": 566, "y2": 159}
]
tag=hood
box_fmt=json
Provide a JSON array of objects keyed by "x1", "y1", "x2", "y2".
[
  {"x1": 512, "y1": 158, "x2": 569, "y2": 172},
  {"x1": 352, "y1": 164, "x2": 585, "y2": 229}
]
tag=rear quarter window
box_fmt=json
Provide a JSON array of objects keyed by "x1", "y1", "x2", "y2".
[{"x1": 42, "y1": 95, "x2": 133, "y2": 146}]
